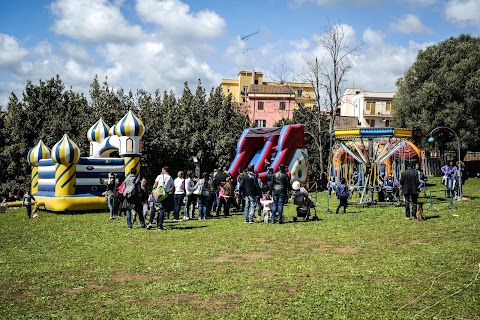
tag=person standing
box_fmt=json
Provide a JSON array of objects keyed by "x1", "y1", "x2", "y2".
[
  {"x1": 335, "y1": 178, "x2": 349, "y2": 214},
  {"x1": 268, "y1": 164, "x2": 289, "y2": 224},
  {"x1": 22, "y1": 190, "x2": 36, "y2": 218},
  {"x1": 191, "y1": 172, "x2": 211, "y2": 220},
  {"x1": 124, "y1": 168, "x2": 145, "y2": 229},
  {"x1": 184, "y1": 170, "x2": 196, "y2": 220},
  {"x1": 153, "y1": 166, "x2": 174, "y2": 219},
  {"x1": 240, "y1": 164, "x2": 258, "y2": 223},
  {"x1": 213, "y1": 166, "x2": 228, "y2": 216},
  {"x1": 220, "y1": 176, "x2": 234, "y2": 216},
  {"x1": 400, "y1": 165, "x2": 419, "y2": 220},
  {"x1": 173, "y1": 171, "x2": 185, "y2": 221},
  {"x1": 100, "y1": 172, "x2": 117, "y2": 220},
  {"x1": 441, "y1": 161, "x2": 457, "y2": 198}
]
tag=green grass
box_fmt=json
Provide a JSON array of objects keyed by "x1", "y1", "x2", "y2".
[{"x1": 1, "y1": 177, "x2": 479, "y2": 319}]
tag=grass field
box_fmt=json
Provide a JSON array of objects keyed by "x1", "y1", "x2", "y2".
[{"x1": 1, "y1": 177, "x2": 479, "y2": 319}]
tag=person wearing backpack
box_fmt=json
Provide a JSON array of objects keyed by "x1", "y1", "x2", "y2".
[
  {"x1": 124, "y1": 168, "x2": 145, "y2": 229},
  {"x1": 336, "y1": 178, "x2": 349, "y2": 214}
]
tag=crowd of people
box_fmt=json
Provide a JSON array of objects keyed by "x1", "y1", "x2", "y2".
[
  {"x1": 2, "y1": 159, "x2": 470, "y2": 223},
  {"x1": 104, "y1": 163, "x2": 293, "y2": 229}
]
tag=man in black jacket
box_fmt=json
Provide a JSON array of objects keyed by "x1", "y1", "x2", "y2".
[
  {"x1": 400, "y1": 165, "x2": 419, "y2": 219},
  {"x1": 269, "y1": 164, "x2": 289, "y2": 223},
  {"x1": 240, "y1": 164, "x2": 258, "y2": 223}
]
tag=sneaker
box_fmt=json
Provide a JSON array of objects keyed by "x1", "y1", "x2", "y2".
[
  {"x1": 174, "y1": 219, "x2": 182, "y2": 222},
  {"x1": 146, "y1": 223, "x2": 152, "y2": 229},
  {"x1": 158, "y1": 227, "x2": 164, "y2": 230},
  {"x1": 249, "y1": 220, "x2": 255, "y2": 224},
  {"x1": 183, "y1": 216, "x2": 189, "y2": 221}
]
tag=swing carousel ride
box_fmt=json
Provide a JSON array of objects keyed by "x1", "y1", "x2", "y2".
[{"x1": 331, "y1": 127, "x2": 421, "y2": 205}]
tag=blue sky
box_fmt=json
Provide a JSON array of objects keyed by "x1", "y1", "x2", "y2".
[{"x1": 1, "y1": 0, "x2": 479, "y2": 109}]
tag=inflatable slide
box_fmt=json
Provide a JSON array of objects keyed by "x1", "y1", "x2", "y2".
[{"x1": 228, "y1": 124, "x2": 308, "y2": 184}]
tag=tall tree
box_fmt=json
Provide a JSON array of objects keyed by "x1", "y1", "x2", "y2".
[
  {"x1": 310, "y1": 23, "x2": 362, "y2": 173},
  {"x1": 393, "y1": 34, "x2": 480, "y2": 156}
]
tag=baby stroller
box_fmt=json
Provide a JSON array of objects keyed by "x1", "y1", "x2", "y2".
[{"x1": 291, "y1": 182, "x2": 318, "y2": 222}]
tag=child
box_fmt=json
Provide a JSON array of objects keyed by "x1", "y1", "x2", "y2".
[
  {"x1": 260, "y1": 194, "x2": 273, "y2": 223},
  {"x1": 336, "y1": 178, "x2": 349, "y2": 214},
  {"x1": 22, "y1": 190, "x2": 36, "y2": 218}
]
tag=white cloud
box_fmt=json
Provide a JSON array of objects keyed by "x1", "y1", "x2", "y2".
[
  {"x1": 289, "y1": 39, "x2": 310, "y2": 50},
  {"x1": 362, "y1": 28, "x2": 385, "y2": 47},
  {"x1": 390, "y1": 14, "x2": 431, "y2": 34},
  {"x1": 135, "y1": 0, "x2": 226, "y2": 39},
  {"x1": 31, "y1": 41, "x2": 52, "y2": 56},
  {"x1": 50, "y1": 0, "x2": 144, "y2": 43},
  {"x1": 59, "y1": 42, "x2": 93, "y2": 64},
  {"x1": 445, "y1": 0, "x2": 480, "y2": 29},
  {"x1": 0, "y1": 34, "x2": 28, "y2": 67}
]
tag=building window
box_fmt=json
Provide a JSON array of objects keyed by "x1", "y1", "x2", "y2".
[
  {"x1": 366, "y1": 101, "x2": 376, "y2": 114},
  {"x1": 227, "y1": 86, "x2": 230, "y2": 93},
  {"x1": 297, "y1": 89, "x2": 303, "y2": 97},
  {"x1": 126, "y1": 138, "x2": 134, "y2": 153},
  {"x1": 366, "y1": 119, "x2": 376, "y2": 127},
  {"x1": 258, "y1": 101, "x2": 264, "y2": 110},
  {"x1": 384, "y1": 120, "x2": 391, "y2": 127},
  {"x1": 254, "y1": 79, "x2": 258, "y2": 85},
  {"x1": 386, "y1": 101, "x2": 391, "y2": 111},
  {"x1": 243, "y1": 86, "x2": 248, "y2": 95},
  {"x1": 279, "y1": 101, "x2": 286, "y2": 111},
  {"x1": 256, "y1": 120, "x2": 266, "y2": 127}
]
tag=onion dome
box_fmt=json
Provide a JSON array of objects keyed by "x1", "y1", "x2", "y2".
[
  {"x1": 52, "y1": 134, "x2": 80, "y2": 164},
  {"x1": 27, "y1": 140, "x2": 51, "y2": 166},
  {"x1": 87, "y1": 118, "x2": 110, "y2": 142},
  {"x1": 116, "y1": 111, "x2": 145, "y2": 137},
  {"x1": 109, "y1": 124, "x2": 117, "y2": 136}
]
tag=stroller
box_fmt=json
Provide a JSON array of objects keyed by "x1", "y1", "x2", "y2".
[{"x1": 291, "y1": 182, "x2": 318, "y2": 222}]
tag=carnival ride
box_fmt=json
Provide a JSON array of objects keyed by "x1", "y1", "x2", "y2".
[
  {"x1": 228, "y1": 124, "x2": 308, "y2": 184},
  {"x1": 331, "y1": 127, "x2": 421, "y2": 205},
  {"x1": 23, "y1": 111, "x2": 145, "y2": 212}
]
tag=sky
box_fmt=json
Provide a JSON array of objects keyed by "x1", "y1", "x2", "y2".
[{"x1": 0, "y1": 0, "x2": 479, "y2": 109}]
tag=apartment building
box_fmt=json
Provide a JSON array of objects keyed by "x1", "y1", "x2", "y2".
[
  {"x1": 221, "y1": 71, "x2": 316, "y2": 127},
  {"x1": 338, "y1": 88, "x2": 394, "y2": 128}
]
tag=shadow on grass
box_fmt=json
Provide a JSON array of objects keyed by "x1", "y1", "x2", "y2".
[{"x1": 423, "y1": 215, "x2": 440, "y2": 220}]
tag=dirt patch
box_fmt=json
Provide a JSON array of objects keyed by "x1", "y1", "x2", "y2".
[
  {"x1": 312, "y1": 244, "x2": 358, "y2": 254},
  {"x1": 334, "y1": 246, "x2": 358, "y2": 254},
  {"x1": 63, "y1": 286, "x2": 86, "y2": 294},
  {"x1": 85, "y1": 283, "x2": 110, "y2": 291},
  {"x1": 112, "y1": 271, "x2": 151, "y2": 282},
  {"x1": 409, "y1": 239, "x2": 429, "y2": 245},
  {"x1": 7, "y1": 290, "x2": 36, "y2": 299},
  {"x1": 210, "y1": 252, "x2": 272, "y2": 263}
]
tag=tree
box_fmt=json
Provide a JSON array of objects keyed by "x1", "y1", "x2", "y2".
[
  {"x1": 393, "y1": 34, "x2": 480, "y2": 156},
  {"x1": 308, "y1": 23, "x2": 362, "y2": 174}
]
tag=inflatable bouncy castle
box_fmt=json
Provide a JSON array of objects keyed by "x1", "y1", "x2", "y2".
[{"x1": 27, "y1": 111, "x2": 145, "y2": 212}]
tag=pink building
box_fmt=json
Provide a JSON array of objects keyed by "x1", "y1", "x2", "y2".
[{"x1": 247, "y1": 84, "x2": 296, "y2": 127}]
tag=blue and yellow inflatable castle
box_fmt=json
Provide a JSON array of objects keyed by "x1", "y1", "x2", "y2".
[{"x1": 28, "y1": 111, "x2": 145, "y2": 212}]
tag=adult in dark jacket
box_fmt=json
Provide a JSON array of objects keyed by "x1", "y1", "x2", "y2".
[
  {"x1": 124, "y1": 168, "x2": 145, "y2": 229},
  {"x1": 400, "y1": 166, "x2": 419, "y2": 219},
  {"x1": 265, "y1": 167, "x2": 274, "y2": 194},
  {"x1": 240, "y1": 164, "x2": 258, "y2": 223},
  {"x1": 269, "y1": 164, "x2": 289, "y2": 223}
]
